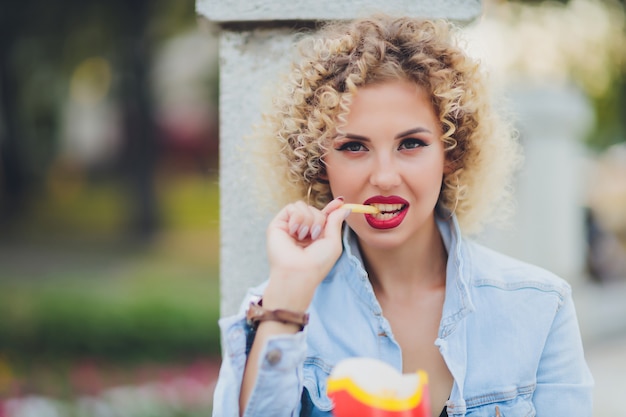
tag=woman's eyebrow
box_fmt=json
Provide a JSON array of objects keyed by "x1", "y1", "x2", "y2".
[
  {"x1": 343, "y1": 133, "x2": 370, "y2": 141},
  {"x1": 394, "y1": 127, "x2": 432, "y2": 138}
]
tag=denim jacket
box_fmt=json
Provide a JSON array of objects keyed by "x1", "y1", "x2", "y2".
[{"x1": 212, "y1": 215, "x2": 593, "y2": 416}]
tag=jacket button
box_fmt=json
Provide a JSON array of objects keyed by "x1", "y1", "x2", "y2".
[{"x1": 266, "y1": 349, "x2": 282, "y2": 365}]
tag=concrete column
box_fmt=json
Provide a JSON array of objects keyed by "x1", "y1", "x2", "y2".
[
  {"x1": 197, "y1": 0, "x2": 483, "y2": 317},
  {"x1": 478, "y1": 84, "x2": 594, "y2": 284}
]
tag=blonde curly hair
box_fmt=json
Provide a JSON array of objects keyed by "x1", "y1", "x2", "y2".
[{"x1": 255, "y1": 15, "x2": 521, "y2": 234}]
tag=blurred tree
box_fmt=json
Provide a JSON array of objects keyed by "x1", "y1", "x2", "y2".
[
  {"x1": 116, "y1": 0, "x2": 161, "y2": 239},
  {"x1": 0, "y1": 1, "x2": 32, "y2": 229},
  {"x1": 591, "y1": 74, "x2": 626, "y2": 151},
  {"x1": 0, "y1": 0, "x2": 199, "y2": 238}
]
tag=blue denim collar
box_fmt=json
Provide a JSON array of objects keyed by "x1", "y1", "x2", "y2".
[{"x1": 336, "y1": 214, "x2": 475, "y2": 335}]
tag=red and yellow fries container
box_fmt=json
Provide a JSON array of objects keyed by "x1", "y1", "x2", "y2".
[{"x1": 327, "y1": 357, "x2": 430, "y2": 417}]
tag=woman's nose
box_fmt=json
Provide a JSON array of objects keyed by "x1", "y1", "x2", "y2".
[{"x1": 369, "y1": 156, "x2": 401, "y2": 190}]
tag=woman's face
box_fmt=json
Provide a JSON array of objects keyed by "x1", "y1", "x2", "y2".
[{"x1": 324, "y1": 80, "x2": 446, "y2": 250}]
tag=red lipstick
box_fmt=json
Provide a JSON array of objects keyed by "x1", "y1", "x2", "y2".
[{"x1": 363, "y1": 196, "x2": 409, "y2": 230}]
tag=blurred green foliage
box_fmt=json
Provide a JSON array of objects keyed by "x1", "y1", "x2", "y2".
[
  {"x1": 589, "y1": 76, "x2": 626, "y2": 150},
  {"x1": 0, "y1": 272, "x2": 220, "y2": 361},
  {"x1": 0, "y1": 277, "x2": 219, "y2": 358},
  {"x1": 0, "y1": 177, "x2": 221, "y2": 364}
]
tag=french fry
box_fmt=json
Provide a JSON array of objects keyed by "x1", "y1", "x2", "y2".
[{"x1": 343, "y1": 203, "x2": 380, "y2": 214}]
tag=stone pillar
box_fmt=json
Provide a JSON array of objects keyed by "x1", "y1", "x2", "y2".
[
  {"x1": 478, "y1": 84, "x2": 594, "y2": 284},
  {"x1": 196, "y1": 0, "x2": 483, "y2": 317}
]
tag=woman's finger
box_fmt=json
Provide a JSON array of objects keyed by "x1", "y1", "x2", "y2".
[
  {"x1": 323, "y1": 204, "x2": 351, "y2": 243},
  {"x1": 285, "y1": 201, "x2": 317, "y2": 240},
  {"x1": 321, "y1": 196, "x2": 345, "y2": 215}
]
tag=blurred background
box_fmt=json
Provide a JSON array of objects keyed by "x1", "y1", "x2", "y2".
[
  {"x1": 1, "y1": 0, "x2": 220, "y2": 415},
  {"x1": 0, "y1": 0, "x2": 625, "y2": 415}
]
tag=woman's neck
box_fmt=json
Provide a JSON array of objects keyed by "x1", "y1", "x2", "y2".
[{"x1": 358, "y1": 218, "x2": 448, "y2": 301}]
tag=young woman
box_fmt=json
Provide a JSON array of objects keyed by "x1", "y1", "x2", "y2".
[{"x1": 212, "y1": 15, "x2": 593, "y2": 417}]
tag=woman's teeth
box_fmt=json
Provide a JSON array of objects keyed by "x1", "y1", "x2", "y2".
[{"x1": 370, "y1": 204, "x2": 405, "y2": 219}]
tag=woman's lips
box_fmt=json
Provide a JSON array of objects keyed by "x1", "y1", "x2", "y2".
[{"x1": 363, "y1": 196, "x2": 409, "y2": 229}]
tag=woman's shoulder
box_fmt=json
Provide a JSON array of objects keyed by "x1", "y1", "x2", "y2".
[{"x1": 463, "y1": 239, "x2": 572, "y2": 300}]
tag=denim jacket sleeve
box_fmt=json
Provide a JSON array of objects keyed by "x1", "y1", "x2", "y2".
[
  {"x1": 533, "y1": 289, "x2": 594, "y2": 415},
  {"x1": 211, "y1": 292, "x2": 308, "y2": 417}
]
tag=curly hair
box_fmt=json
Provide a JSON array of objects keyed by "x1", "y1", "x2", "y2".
[{"x1": 254, "y1": 15, "x2": 521, "y2": 234}]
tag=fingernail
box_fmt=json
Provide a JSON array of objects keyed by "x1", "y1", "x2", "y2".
[
  {"x1": 336, "y1": 196, "x2": 344, "y2": 201},
  {"x1": 297, "y1": 225, "x2": 309, "y2": 240},
  {"x1": 289, "y1": 223, "x2": 300, "y2": 235},
  {"x1": 311, "y1": 225, "x2": 322, "y2": 240}
]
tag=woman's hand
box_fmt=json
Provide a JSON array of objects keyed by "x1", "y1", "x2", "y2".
[
  {"x1": 240, "y1": 198, "x2": 348, "y2": 414},
  {"x1": 262, "y1": 197, "x2": 349, "y2": 311}
]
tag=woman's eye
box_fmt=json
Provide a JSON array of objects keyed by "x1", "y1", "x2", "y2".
[
  {"x1": 337, "y1": 141, "x2": 367, "y2": 152},
  {"x1": 399, "y1": 138, "x2": 427, "y2": 150}
]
